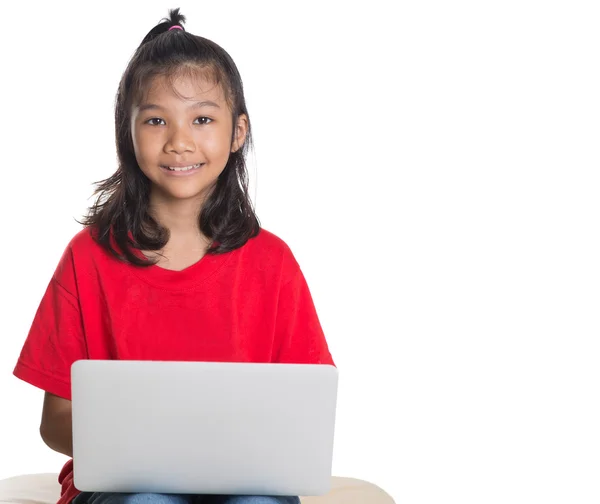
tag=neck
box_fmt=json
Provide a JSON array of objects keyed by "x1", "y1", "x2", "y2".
[{"x1": 148, "y1": 193, "x2": 208, "y2": 241}]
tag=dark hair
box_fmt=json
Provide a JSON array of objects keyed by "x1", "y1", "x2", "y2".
[{"x1": 80, "y1": 8, "x2": 260, "y2": 266}]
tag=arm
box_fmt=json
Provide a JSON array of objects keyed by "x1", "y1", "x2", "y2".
[
  {"x1": 15, "y1": 243, "x2": 87, "y2": 458},
  {"x1": 40, "y1": 392, "x2": 73, "y2": 458},
  {"x1": 274, "y1": 261, "x2": 335, "y2": 366}
]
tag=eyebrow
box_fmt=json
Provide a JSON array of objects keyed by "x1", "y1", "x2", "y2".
[{"x1": 137, "y1": 100, "x2": 221, "y2": 112}]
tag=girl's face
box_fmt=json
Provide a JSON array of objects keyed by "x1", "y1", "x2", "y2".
[{"x1": 130, "y1": 71, "x2": 247, "y2": 206}]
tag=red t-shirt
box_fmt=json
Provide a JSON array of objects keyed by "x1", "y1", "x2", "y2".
[{"x1": 13, "y1": 226, "x2": 334, "y2": 504}]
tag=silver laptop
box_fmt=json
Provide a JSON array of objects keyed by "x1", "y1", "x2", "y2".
[{"x1": 71, "y1": 360, "x2": 338, "y2": 496}]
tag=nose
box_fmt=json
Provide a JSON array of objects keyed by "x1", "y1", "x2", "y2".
[{"x1": 164, "y1": 124, "x2": 196, "y2": 155}]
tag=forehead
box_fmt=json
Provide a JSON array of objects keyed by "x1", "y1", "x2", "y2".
[{"x1": 139, "y1": 67, "x2": 228, "y2": 108}]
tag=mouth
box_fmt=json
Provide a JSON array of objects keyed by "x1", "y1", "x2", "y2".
[{"x1": 160, "y1": 162, "x2": 204, "y2": 172}]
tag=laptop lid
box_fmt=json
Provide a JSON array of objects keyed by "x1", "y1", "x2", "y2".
[{"x1": 71, "y1": 360, "x2": 338, "y2": 496}]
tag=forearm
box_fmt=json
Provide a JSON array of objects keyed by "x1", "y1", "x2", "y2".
[{"x1": 40, "y1": 410, "x2": 73, "y2": 458}]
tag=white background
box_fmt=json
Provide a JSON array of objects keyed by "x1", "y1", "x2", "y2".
[{"x1": 1, "y1": 1, "x2": 599, "y2": 503}]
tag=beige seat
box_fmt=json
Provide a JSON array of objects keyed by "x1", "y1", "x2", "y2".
[{"x1": 0, "y1": 474, "x2": 394, "y2": 504}]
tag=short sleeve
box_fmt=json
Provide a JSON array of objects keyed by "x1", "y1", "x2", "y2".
[
  {"x1": 273, "y1": 262, "x2": 335, "y2": 366},
  {"x1": 13, "y1": 245, "x2": 88, "y2": 400}
]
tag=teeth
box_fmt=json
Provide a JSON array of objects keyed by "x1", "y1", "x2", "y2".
[{"x1": 165, "y1": 163, "x2": 202, "y2": 171}]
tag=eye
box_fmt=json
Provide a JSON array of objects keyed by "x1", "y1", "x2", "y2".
[
  {"x1": 145, "y1": 117, "x2": 165, "y2": 126},
  {"x1": 143, "y1": 117, "x2": 212, "y2": 126}
]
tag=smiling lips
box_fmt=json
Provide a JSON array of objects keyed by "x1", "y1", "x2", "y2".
[{"x1": 161, "y1": 163, "x2": 204, "y2": 172}]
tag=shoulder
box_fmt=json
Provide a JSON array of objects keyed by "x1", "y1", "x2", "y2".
[
  {"x1": 53, "y1": 226, "x2": 108, "y2": 277},
  {"x1": 250, "y1": 228, "x2": 292, "y2": 253},
  {"x1": 57, "y1": 226, "x2": 105, "y2": 264},
  {"x1": 46, "y1": 227, "x2": 94, "y2": 293},
  {"x1": 247, "y1": 228, "x2": 296, "y2": 260},
  {"x1": 66, "y1": 226, "x2": 99, "y2": 252},
  {"x1": 244, "y1": 228, "x2": 302, "y2": 282}
]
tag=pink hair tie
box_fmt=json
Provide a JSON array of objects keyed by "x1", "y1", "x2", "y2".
[{"x1": 169, "y1": 25, "x2": 183, "y2": 31}]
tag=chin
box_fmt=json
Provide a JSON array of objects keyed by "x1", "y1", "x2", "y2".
[
  {"x1": 165, "y1": 190, "x2": 208, "y2": 202},
  {"x1": 169, "y1": 185, "x2": 214, "y2": 200}
]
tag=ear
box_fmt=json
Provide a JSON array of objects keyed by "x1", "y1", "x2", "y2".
[{"x1": 231, "y1": 114, "x2": 249, "y2": 153}]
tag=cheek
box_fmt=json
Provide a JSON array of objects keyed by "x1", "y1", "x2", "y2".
[
  {"x1": 132, "y1": 130, "x2": 158, "y2": 163},
  {"x1": 131, "y1": 127, "x2": 142, "y2": 158},
  {"x1": 202, "y1": 130, "x2": 232, "y2": 156}
]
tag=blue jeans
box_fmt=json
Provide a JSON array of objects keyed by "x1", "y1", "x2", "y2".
[{"x1": 72, "y1": 493, "x2": 300, "y2": 504}]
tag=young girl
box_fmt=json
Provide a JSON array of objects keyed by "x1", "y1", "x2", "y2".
[{"x1": 13, "y1": 8, "x2": 334, "y2": 504}]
